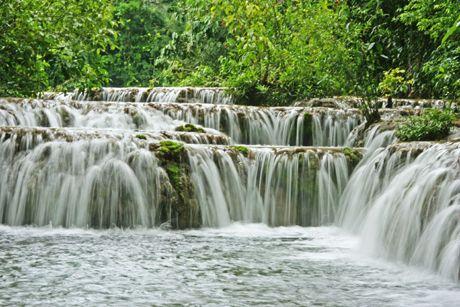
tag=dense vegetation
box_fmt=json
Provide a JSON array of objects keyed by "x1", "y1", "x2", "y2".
[
  {"x1": 1, "y1": 0, "x2": 459, "y2": 104},
  {"x1": 396, "y1": 109, "x2": 456, "y2": 141},
  {"x1": 0, "y1": 0, "x2": 115, "y2": 97}
]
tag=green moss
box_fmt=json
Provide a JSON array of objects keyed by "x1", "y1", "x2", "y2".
[
  {"x1": 158, "y1": 140, "x2": 184, "y2": 155},
  {"x1": 154, "y1": 142, "x2": 201, "y2": 229},
  {"x1": 343, "y1": 147, "x2": 362, "y2": 165},
  {"x1": 229, "y1": 145, "x2": 250, "y2": 157},
  {"x1": 175, "y1": 124, "x2": 205, "y2": 133},
  {"x1": 166, "y1": 164, "x2": 182, "y2": 188},
  {"x1": 136, "y1": 134, "x2": 147, "y2": 140}
]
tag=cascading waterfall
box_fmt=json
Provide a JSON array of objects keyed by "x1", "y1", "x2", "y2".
[
  {"x1": 44, "y1": 87, "x2": 234, "y2": 104},
  {"x1": 311, "y1": 110, "x2": 360, "y2": 146},
  {"x1": 1, "y1": 87, "x2": 459, "y2": 284},
  {"x1": 0, "y1": 135, "x2": 170, "y2": 228},
  {"x1": 0, "y1": 98, "x2": 187, "y2": 131},
  {"x1": 155, "y1": 103, "x2": 362, "y2": 146},
  {"x1": 0, "y1": 128, "x2": 355, "y2": 229},
  {"x1": 338, "y1": 143, "x2": 460, "y2": 281},
  {"x1": 188, "y1": 145, "x2": 351, "y2": 228},
  {"x1": 1, "y1": 99, "x2": 361, "y2": 146}
]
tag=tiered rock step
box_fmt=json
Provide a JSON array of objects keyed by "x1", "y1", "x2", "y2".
[
  {"x1": 0, "y1": 126, "x2": 230, "y2": 145},
  {"x1": 0, "y1": 125, "x2": 363, "y2": 229},
  {"x1": 41, "y1": 87, "x2": 234, "y2": 104},
  {"x1": 3, "y1": 90, "x2": 443, "y2": 230},
  {"x1": 3, "y1": 88, "x2": 460, "y2": 282},
  {"x1": 294, "y1": 96, "x2": 454, "y2": 109},
  {"x1": 1, "y1": 98, "x2": 362, "y2": 146},
  {"x1": 0, "y1": 126, "x2": 364, "y2": 156}
]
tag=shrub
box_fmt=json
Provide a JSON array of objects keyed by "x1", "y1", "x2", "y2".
[
  {"x1": 378, "y1": 68, "x2": 414, "y2": 98},
  {"x1": 396, "y1": 109, "x2": 455, "y2": 141}
]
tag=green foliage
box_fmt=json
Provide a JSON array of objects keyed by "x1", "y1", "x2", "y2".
[
  {"x1": 175, "y1": 124, "x2": 205, "y2": 133},
  {"x1": 135, "y1": 134, "x2": 147, "y2": 140},
  {"x1": 396, "y1": 109, "x2": 455, "y2": 141},
  {"x1": 106, "y1": 0, "x2": 176, "y2": 86},
  {"x1": 153, "y1": 0, "x2": 227, "y2": 86},
  {"x1": 398, "y1": 0, "x2": 460, "y2": 98},
  {"x1": 209, "y1": 0, "x2": 360, "y2": 105},
  {"x1": 0, "y1": 0, "x2": 115, "y2": 97},
  {"x1": 378, "y1": 68, "x2": 414, "y2": 98},
  {"x1": 1, "y1": 0, "x2": 459, "y2": 102}
]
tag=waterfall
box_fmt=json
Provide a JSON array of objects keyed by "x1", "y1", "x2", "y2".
[
  {"x1": 1, "y1": 99, "x2": 362, "y2": 146},
  {"x1": 2, "y1": 87, "x2": 458, "y2": 283},
  {"x1": 311, "y1": 109, "x2": 362, "y2": 147},
  {"x1": 0, "y1": 98, "x2": 188, "y2": 132},
  {"x1": 0, "y1": 136, "x2": 169, "y2": 228},
  {"x1": 44, "y1": 87, "x2": 234, "y2": 104},
  {"x1": 0, "y1": 129, "x2": 355, "y2": 229},
  {"x1": 154, "y1": 103, "x2": 362, "y2": 146},
  {"x1": 338, "y1": 143, "x2": 460, "y2": 281},
  {"x1": 187, "y1": 145, "x2": 351, "y2": 227}
]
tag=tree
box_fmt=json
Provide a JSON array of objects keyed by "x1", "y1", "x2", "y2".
[{"x1": 0, "y1": 0, "x2": 115, "y2": 97}]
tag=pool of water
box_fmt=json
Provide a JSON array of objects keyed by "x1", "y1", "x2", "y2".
[{"x1": 0, "y1": 224, "x2": 458, "y2": 306}]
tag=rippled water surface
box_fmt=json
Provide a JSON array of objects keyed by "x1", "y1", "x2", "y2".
[{"x1": 1, "y1": 224, "x2": 459, "y2": 306}]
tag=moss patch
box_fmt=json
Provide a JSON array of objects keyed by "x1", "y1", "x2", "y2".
[
  {"x1": 135, "y1": 134, "x2": 147, "y2": 140},
  {"x1": 154, "y1": 140, "x2": 200, "y2": 229},
  {"x1": 343, "y1": 147, "x2": 362, "y2": 165},
  {"x1": 158, "y1": 140, "x2": 185, "y2": 161},
  {"x1": 229, "y1": 145, "x2": 250, "y2": 157},
  {"x1": 165, "y1": 164, "x2": 182, "y2": 188},
  {"x1": 175, "y1": 124, "x2": 205, "y2": 133}
]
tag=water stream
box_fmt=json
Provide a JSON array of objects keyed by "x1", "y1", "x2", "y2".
[
  {"x1": 1, "y1": 224, "x2": 459, "y2": 306},
  {"x1": 0, "y1": 88, "x2": 459, "y2": 304}
]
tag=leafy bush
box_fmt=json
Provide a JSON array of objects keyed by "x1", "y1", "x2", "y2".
[
  {"x1": 396, "y1": 109, "x2": 455, "y2": 141},
  {"x1": 0, "y1": 0, "x2": 115, "y2": 97},
  {"x1": 378, "y1": 68, "x2": 414, "y2": 98},
  {"x1": 106, "y1": 0, "x2": 175, "y2": 87}
]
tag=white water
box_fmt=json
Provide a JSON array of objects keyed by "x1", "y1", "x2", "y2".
[
  {"x1": 141, "y1": 103, "x2": 361, "y2": 146},
  {"x1": 0, "y1": 136, "x2": 168, "y2": 228},
  {"x1": 0, "y1": 132, "x2": 352, "y2": 229},
  {"x1": 188, "y1": 146, "x2": 350, "y2": 227},
  {"x1": 1, "y1": 87, "x2": 460, "y2": 299},
  {"x1": 339, "y1": 143, "x2": 460, "y2": 281},
  {"x1": 1, "y1": 99, "x2": 361, "y2": 146},
  {"x1": 48, "y1": 87, "x2": 234, "y2": 104},
  {"x1": 0, "y1": 224, "x2": 459, "y2": 306},
  {"x1": 0, "y1": 99, "x2": 187, "y2": 132}
]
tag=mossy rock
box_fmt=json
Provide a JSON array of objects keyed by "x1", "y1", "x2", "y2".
[
  {"x1": 229, "y1": 145, "x2": 250, "y2": 157},
  {"x1": 175, "y1": 124, "x2": 205, "y2": 133},
  {"x1": 156, "y1": 140, "x2": 185, "y2": 161},
  {"x1": 343, "y1": 147, "x2": 362, "y2": 166},
  {"x1": 165, "y1": 164, "x2": 182, "y2": 188},
  {"x1": 135, "y1": 134, "x2": 147, "y2": 140},
  {"x1": 154, "y1": 140, "x2": 201, "y2": 229}
]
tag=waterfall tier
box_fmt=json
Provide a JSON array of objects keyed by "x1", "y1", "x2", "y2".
[
  {"x1": 0, "y1": 126, "x2": 230, "y2": 145},
  {"x1": 1, "y1": 89, "x2": 458, "y2": 282},
  {"x1": 1, "y1": 98, "x2": 362, "y2": 146},
  {"x1": 0, "y1": 130, "x2": 362, "y2": 229},
  {"x1": 338, "y1": 142, "x2": 460, "y2": 281},
  {"x1": 42, "y1": 87, "x2": 234, "y2": 104}
]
